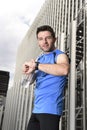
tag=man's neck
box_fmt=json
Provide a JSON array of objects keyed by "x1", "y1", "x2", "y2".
[{"x1": 44, "y1": 47, "x2": 57, "y2": 54}]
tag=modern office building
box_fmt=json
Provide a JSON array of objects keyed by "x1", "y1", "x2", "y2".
[
  {"x1": 0, "y1": 70, "x2": 9, "y2": 96},
  {"x1": 2, "y1": 0, "x2": 87, "y2": 130},
  {"x1": 0, "y1": 70, "x2": 9, "y2": 129}
]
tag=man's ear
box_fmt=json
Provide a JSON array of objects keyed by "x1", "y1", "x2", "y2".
[
  {"x1": 55, "y1": 37, "x2": 58, "y2": 42},
  {"x1": 53, "y1": 37, "x2": 58, "y2": 43}
]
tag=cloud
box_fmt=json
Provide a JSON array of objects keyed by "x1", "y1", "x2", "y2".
[
  {"x1": 0, "y1": 14, "x2": 29, "y2": 72},
  {"x1": 0, "y1": 14, "x2": 30, "y2": 87},
  {"x1": 0, "y1": 0, "x2": 45, "y2": 87}
]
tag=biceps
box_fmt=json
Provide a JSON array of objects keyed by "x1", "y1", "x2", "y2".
[{"x1": 56, "y1": 54, "x2": 69, "y2": 64}]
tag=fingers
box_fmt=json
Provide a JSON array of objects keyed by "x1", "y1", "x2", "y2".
[
  {"x1": 22, "y1": 59, "x2": 36, "y2": 74},
  {"x1": 22, "y1": 62, "x2": 29, "y2": 73}
]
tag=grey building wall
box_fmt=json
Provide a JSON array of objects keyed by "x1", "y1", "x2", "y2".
[{"x1": 2, "y1": 0, "x2": 87, "y2": 130}]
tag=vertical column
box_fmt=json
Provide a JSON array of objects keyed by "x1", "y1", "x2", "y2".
[
  {"x1": 15, "y1": 84, "x2": 22, "y2": 130},
  {"x1": 69, "y1": 20, "x2": 76, "y2": 130},
  {"x1": 12, "y1": 83, "x2": 20, "y2": 130},
  {"x1": 60, "y1": 32, "x2": 65, "y2": 51},
  {"x1": 7, "y1": 87, "x2": 15, "y2": 130},
  {"x1": 27, "y1": 85, "x2": 34, "y2": 123},
  {"x1": 58, "y1": 0, "x2": 62, "y2": 49},
  {"x1": 18, "y1": 87, "x2": 26, "y2": 130},
  {"x1": 2, "y1": 90, "x2": 11, "y2": 130},
  {"x1": 61, "y1": 0, "x2": 64, "y2": 32},
  {"x1": 22, "y1": 87, "x2": 30, "y2": 130},
  {"x1": 83, "y1": 2, "x2": 87, "y2": 130},
  {"x1": 55, "y1": 0, "x2": 59, "y2": 47},
  {"x1": 67, "y1": 0, "x2": 71, "y2": 35}
]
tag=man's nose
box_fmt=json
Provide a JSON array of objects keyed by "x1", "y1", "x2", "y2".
[{"x1": 43, "y1": 38, "x2": 47, "y2": 43}]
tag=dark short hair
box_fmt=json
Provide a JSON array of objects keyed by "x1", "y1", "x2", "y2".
[{"x1": 36, "y1": 25, "x2": 55, "y2": 38}]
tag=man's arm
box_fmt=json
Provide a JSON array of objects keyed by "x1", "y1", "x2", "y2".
[
  {"x1": 22, "y1": 54, "x2": 70, "y2": 76},
  {"x1": 38, "y1": 54, "x2": 70, "y2": 76}
]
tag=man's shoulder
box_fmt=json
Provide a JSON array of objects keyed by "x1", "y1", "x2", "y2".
[
  {"x1": 53, "y1": 49, "x2": 65, "y2": 57},
  {"x1": 55, "y1": 49, "x2": 64, "y2": 54}
]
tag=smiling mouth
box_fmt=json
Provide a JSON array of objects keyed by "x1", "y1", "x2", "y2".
[{"x1": 43, "y1": 44, "x2": 49, "y2": 48}]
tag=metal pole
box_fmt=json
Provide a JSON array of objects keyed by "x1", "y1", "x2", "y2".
[
  {"x1": 27, "y1": 85, "x2": 34, "y2": 122},
  {"x1": 69, "y1": 20, "x2": 76, "y2": 130}
]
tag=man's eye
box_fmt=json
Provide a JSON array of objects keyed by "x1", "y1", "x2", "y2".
[
  {"x1": 38, "y1": 36, "x2": 52, "y2": 41},
  {"x1": 46, "y1": 36, "x2": 52, "y2": 39}
]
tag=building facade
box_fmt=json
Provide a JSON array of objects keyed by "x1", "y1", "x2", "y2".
[
  {"x1": 2, "y1": 0, "x2": 87, "y2": 130},
  {"x1": 0, "y1": 70, "x2": 9, "y2": 129}
]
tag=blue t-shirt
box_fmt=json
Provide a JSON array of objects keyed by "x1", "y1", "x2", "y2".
[{"x1": 33, "y1": 49, "x2": 67, "y2": 115}]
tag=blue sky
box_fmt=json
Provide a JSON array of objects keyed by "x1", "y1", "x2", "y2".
[{"x1": 0, "y1": 0, "x2": 45, "y2": 86}]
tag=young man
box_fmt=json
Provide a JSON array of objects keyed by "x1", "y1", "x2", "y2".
[{"x1": 23, "y1": 25, "x2": 70, "y2": 130}]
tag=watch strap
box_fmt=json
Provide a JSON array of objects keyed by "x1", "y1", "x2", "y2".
[{"x1": 35, "y1": 62, "x2": 40, "y2": 70}]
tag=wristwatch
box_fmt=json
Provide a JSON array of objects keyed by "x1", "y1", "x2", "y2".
[{"x1": 35, "y1": 62, "x2": 40, "y2": 70}]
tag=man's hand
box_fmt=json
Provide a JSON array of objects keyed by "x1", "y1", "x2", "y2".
[{"x1": 22, "y1": 59, "x2": 36, "y2": 74}]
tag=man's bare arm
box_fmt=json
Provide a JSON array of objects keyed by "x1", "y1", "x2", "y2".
[{"x1": 38, "y1": 54, "x2": 70, "y2": 76}]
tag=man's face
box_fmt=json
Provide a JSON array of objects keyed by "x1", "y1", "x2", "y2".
[{"x1": 37, "y1": 31, "x2": 56, "y2": 53}]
